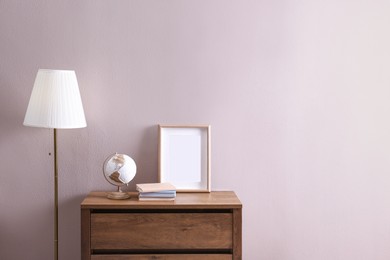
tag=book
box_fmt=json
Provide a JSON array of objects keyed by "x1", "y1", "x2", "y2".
[
  {"x1": 136, "y1": 182, "x2": 176, "y2": 193},
  {"x1": 138, "y1": 196, "x2": 175, "y2": 201},
  {"x1": 139, "y1": 191, "x2": 176, "y2": 198},
  {"x1": 136, "y1": 182, "x2": 176, "y2": 201}
]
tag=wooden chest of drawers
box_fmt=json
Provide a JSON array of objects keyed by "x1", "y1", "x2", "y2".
[{"x1": 81, "y1": 191, "x2": 242, "y2": 259}]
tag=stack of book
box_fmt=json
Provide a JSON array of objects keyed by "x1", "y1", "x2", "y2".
[{"x1": 136, "y1": 182, "x2": 176, "y2": 201}]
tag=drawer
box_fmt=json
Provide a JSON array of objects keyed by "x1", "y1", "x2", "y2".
[
  {"x1": 91, "y1": 213, "x2": 232, "y2": 250},
  {"x1": 91, "y1": 255, "x2": 232, "y2": 260}
]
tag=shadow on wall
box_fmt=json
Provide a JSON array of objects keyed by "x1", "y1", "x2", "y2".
[
  {"x1": 0, "y1": 201, "x2": 53, "y2": 259},
  {"x1": 127, "y1": 124, "x2": 159, "y2": 190},
  {"x1": 0, "y1": 75, "x2": 54, "y2": 259},
  {"x1": 60, "y1": 194, "x2": 86, "y2": 259},
  {"x1": 0, "y1": 78, "x2": 27, "y2": 143},
  {"x1": 59, "y1": 123, "x2": 158, "y2": 258}
]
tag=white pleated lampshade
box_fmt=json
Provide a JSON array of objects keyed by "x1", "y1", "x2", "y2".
[{"x1": 24, "y1": 69, "x2": 87, "y2": 129}]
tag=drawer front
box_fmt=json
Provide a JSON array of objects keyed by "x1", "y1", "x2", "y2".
[
  {"x1": 91, "y1": 213, "x2": 232, "y2": 250},
  {"x1": 91, "y1": 255, "x2": 232, "y2": 260}
]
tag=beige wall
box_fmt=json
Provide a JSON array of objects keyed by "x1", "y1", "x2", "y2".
[{"x1": 1, "y1": 0, "x2": 390, "y2": 259}]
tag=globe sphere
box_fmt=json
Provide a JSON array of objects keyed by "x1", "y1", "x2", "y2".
[{"x1": 103, "y1": 153, "x2": 137, "y2": 187}]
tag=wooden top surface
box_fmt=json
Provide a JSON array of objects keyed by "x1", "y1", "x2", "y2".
[{"x1": 81, "y1": 191, "x2": 242, "y2": 209}]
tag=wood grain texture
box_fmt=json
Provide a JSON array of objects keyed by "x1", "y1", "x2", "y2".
[
  {"x1": 81, "y1": 191, "x2": 242, "y2": 259},
  {"x1": 81, "y1": 209, "x2": 91, "y2": 260},
  {"x1": 233, "y1": 208, "x2": 242, "y2": 260},
  {"x1": 91, "y1": 255, "x2": 232, "y2": 260},
  {"x1": 81, "y1": 191, "x2": 242, "y2": 210},
  {"x1": 91, "y1": 213, "x2": 232, "y2": 250}
]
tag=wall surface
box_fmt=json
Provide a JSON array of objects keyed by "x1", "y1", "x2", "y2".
[{"x1": 1, "y1": 0, "x2": 390, "y2": 259}]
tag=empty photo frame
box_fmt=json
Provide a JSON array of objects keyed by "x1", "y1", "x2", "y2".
[{"x1": 158, "y1": 125, "x2": 210, "y2": 192}]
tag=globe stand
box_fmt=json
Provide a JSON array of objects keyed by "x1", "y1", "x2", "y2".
[
  {"x1": 103, "y1": 153, "x2": 136, "y2": 200},
  {"x1": 107, "y1": 186, "x2": 130, "y2": 200}
]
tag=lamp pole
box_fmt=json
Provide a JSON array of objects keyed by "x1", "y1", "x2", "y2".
[{"x1": 54, "y1": 128, "x2": 58, "y2": 260}]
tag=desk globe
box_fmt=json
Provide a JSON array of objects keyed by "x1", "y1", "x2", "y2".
[{"x1": 103, "y1": 153, "x2": 136, "y2": 199}]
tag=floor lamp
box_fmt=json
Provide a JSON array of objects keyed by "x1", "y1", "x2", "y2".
[{"x1": 23, "y1": 69, "x2": 87, "y2": 260}]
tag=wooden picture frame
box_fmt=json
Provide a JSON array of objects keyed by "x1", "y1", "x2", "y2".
[{"x1": 158, "y1": 125, "x2": 211, "y2": 192}]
